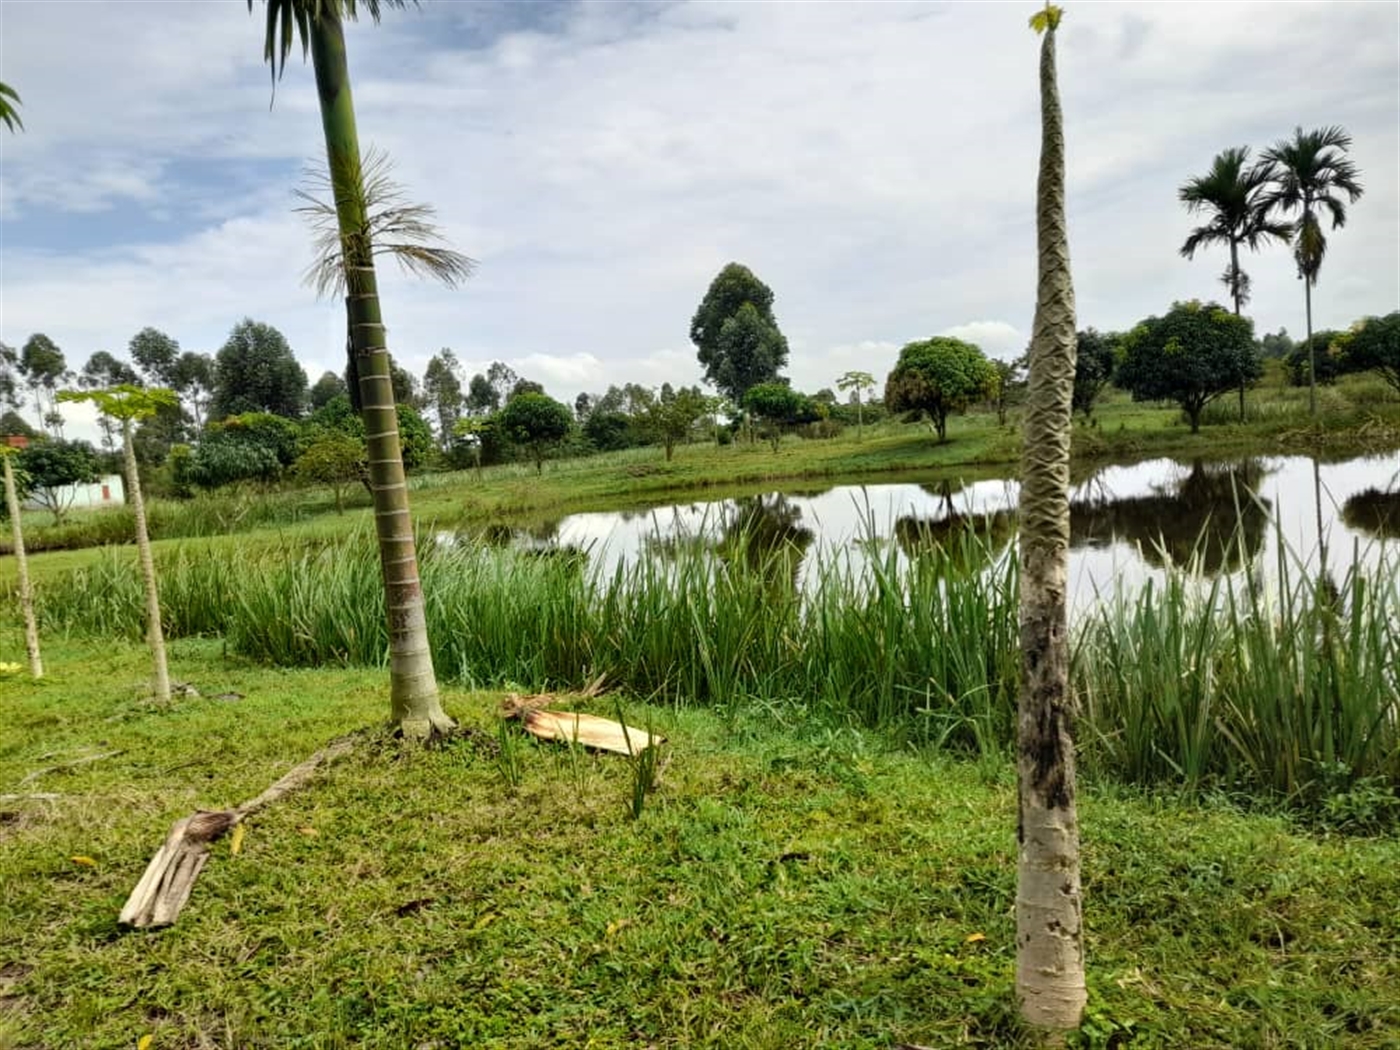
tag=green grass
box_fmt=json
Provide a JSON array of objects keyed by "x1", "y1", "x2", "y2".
[{"x1": 1, "y1": 638, "x2": 1396, "y2": 1048}]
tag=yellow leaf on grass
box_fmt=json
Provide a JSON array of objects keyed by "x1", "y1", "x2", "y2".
[
  {"x1": 229, "y1": 824, "x2": 246, "y2": 856},
  {"x1": 472, "y1": 912, "x2": 496, "y2": 931},
  {"x1": 605, "y1": 918, "x2": 633, "y2": 939},
  {"x1": 964, "y1": 932, "x2": 986, "y2": 944},
  {"x1": 69, "y1": 856, "x2": 96, "y2": 868},
  {"x1": 297, "y1": 827, "x2": 318, "y2": 837},
  {"x1": 138, "y1": 1035, "x2": 154, "y2": 1050}
]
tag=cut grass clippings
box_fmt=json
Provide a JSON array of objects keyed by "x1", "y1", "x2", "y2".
[{"x1": 1, "y1": 638, "x2": 1397, "y2": 1048}]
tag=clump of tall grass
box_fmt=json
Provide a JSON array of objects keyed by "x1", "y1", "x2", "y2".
[
  {"x1": 1075, "y1": 535, "x2": 1399, "y2": 809},
  {"x1": 20, "y1": 517, "x2": 1398, "y2": 814}
]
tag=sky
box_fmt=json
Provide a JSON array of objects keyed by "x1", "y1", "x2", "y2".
[{"x1": 1, "y1": 0, "x2": 1397, "y2": 445}]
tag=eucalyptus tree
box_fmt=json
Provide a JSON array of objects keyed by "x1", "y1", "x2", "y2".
[
  {"x1": 1262, "y1": 126, "x2": 1364, "y2": 416},
  {"x1": 59, "y1": 386, "x2": 180, "y2": 703},
  {"x1": 835, "y1": 370, "x2": 876, "y2": 439},
  {"x1": 1178, "y1": 147, "x2": 1291, "y2": 419},
  {"x1": 1016, "y1": 3, "x2": 1086, "y2": 1032},
  {"x1": 0, "y1": 82, "x2": 21, "y2": 133},
  {"x1": 249, "y1": 0, "x2": 464, "y2": 738}
]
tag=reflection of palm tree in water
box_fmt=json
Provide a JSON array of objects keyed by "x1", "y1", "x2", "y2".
[{"x1": 1070, "y1": 459, "x2": 1271, "y2": 574}]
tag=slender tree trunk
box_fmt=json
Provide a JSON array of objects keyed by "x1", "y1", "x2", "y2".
[
  {"x1": 3, "y1": 453, "x2": 42, "y2": 678},
  {"x1": 1017, "y1": 14, "x2": 1087, "y2": 1033},
  {"x1": 1305, "y1": 277, "x2": 1316, "y2": 417},
  {"x1": 310, "y1": 11, "x2": 453, "y2": 739},
  {"x1": 1231, "y1": 240, "x2": 1245, "y2": 421},
  {"x1": 124, "y1": 419, "x2": 170, "y2": 703},
  {"x1": 856, "y1": 394, "x2": 864, "y2": 441}
]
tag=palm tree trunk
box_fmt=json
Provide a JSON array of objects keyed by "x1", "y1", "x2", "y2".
[
  {"x1": 124, "y1": 418, "x2": 170, "y2": 704},
  {"x1": 3, "y1": 453, "x2": 42, "y2": 678},
  {"x1": 1231, "y1": 239, "x2": 1245, "y2": 421},
  {"x1": 1016, "y1": 14, "x2": 1087, "y2": 1033},
  {"x1": 1305, "y1": 277, "x2": 1316, "y2": 417},
  {"x1": 309, "y1": 9, "x2": 453, "y2": 740}
]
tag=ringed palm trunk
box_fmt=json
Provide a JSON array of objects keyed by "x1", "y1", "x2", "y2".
[
  {"x1": 1305, "y1": 271, "x2": 1316, "y2": 417},
  {"x1": 309, "y1": 10, "x2": 453, "y2": 738},
  {"x1": 123, "y1": 418, "x2": 170, "y2": 704},
  {"x1": 3, "y1": 453, "x2": 42, "y2": 677},
  {"x1": 1016, "y1": 13, "x2": 1087, "y2": 1032},
  {"x1": 1231, "y1": 239, "x2": 1245, "y2": 421}
]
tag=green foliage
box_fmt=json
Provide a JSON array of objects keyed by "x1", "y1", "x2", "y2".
[
  {"x1": 79, "y1": 352, "x2": 140, "y2": 390},
  {"x1": 180, "y1": 412, "x2": 299, "y2": 490},
  {"x1": 1262, "y1": 126, "x2": 1364, "y2": 288},
  {"x1": 691, "y1": 264, "x2": 789, "y2": 402},
  {"x1": 1116, "y1": 301, "x2": 1260, "y2": 432},
  {"x1": 0, "y1": 79, "x2": 23, "y2": 132},
  {"x1": 295, "y1": 431, "x2": 365, "y2": 512},
  {"x1": 498, "y1": 392, "x2": 573, "y2": 472},
  {"x1": 1073, "y1": 329, "x2": 1119, "y2": 420},
  {"x1": 884, "y1": 337, "x2": 999, "y2": 442},
  {"x1": 1342, "y1": 311, "x2": 1400, "y2": 393},
  {"x1": 1029, "y1": 2, "x2": 1063, "y2": 33},
  {"x1": 128, "y1": 327, "x2": 181, "y2": 386},
  {"x1": 309, "y1": 370, "x2": 348, "y2": 410},
  {"x1": 1177, "y1": 147, "x2": 1291, "y2": 312},
  {"x1": 582, "y1": 411, "x2": 636, "y2": 452},
  {"x1": 742, "y1": 382, "x2": 818, "y2": 451},
  {"x1": 639, "y1": 384, "x2": 708, "y2": 460},
  {"x1": 14, "y1": 438, "x2": 100, "y2": 524},
  {"x1": 58, "y1": 384, "x2": 180, "y2": 423},
  {"x1": 1258, "y1": 328, "x2": 1296, "y2": 359},
  {"x1": 210, "y1": 318, "x2": 309, "y2": 421},
  {"x1": 422, "y1": 349, "x2": 464, "y2": 446},
  {"x1": 1286, "y1": 330, "x2": 1349, "y2": 387}
]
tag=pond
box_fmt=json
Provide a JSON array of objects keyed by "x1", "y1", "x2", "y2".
[{"x1": 458, "y1": 451, "x2": 1400, "y2": 612}]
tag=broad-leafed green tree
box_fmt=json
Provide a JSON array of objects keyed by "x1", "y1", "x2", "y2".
[
  {"x1": 1178, "y1": 146, "x2": 1290, "y2": 420},
  {"x1": 691, "y1": 264, "x2": 789, "y2": 403},
  {"x1": 1016, "y1": 3, "x2": 1086, "y2": 1032},
  {"x1": 1262, "y1": 126, "x2": 1364, "y2": 416},
  {"x1": 883, "y1": 337, "x2": 998, "y2": 442},
  {"x1": 249, "y1": 0, "x2": 455, "y2": 738},
  {"x1": 498, "y1": 391, "x2": 573, "y2": 473},
  {"x1": 59, "y1": 386, "x2": 180, "y2": 703}
]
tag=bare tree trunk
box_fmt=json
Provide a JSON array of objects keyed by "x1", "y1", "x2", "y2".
[
  {"x1": 1017, "y1": 10, "x2": 1087, "y2": 1033},
  {"x1": 3, "y1": 453, "x2": 42, "y2": 677},
  {"x1": 1305, "y1": 278, "x2": 1316, "y2": 417},
  {"x1": 309, "y1": 9, "x2": 453, "y2": 740},
  {"x1": 1231, "y1": 240, "x2": 1245, "y2": 421},
  {"x1": 124, "y1": 418, "x2": 170, "y2": 703}
]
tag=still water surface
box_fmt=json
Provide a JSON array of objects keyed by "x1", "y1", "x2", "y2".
[{"x1": 471, "y1": 452, "x2": 1400, "y2": 612}]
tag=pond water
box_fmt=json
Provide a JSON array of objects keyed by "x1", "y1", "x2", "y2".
[{"x1": 461, "y1": 451, "x2": 1400, "y2": 612}]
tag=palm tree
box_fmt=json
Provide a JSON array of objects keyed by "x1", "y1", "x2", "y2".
[
  {"x1": 1262, "y1": 126, "x2": 1364, "y2": 416},
  {"x1": 249, "y1": 0, "x2": 455, "y2": 739},
  {"x1": 1178, "y1": 147, "x2": 1291, "y2": 420},
  {"x1": 1016, "y1": 3, "x2": 1086, "y2": 1033},
  {"x1": 0, "y1": 81, "x2": 21, "y2": 133}
]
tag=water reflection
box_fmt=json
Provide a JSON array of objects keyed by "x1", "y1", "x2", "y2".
[
  {"x1": 457, "y1": 451, "x2": 1398, "y2": 611},
  {"x1": 1070, "y1": 459, "x2": 1271, "y2": 573},
  {"x1": 1342, "y1": 487, "x2": 1400, "y2": 540}
]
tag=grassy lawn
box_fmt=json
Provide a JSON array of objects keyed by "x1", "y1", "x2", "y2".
[{"x1": 2, "y1": 638, "x2": 1396, "y2": 1049}]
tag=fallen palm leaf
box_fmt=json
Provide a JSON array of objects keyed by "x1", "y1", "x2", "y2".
[
  {"x1": 69, "y1": 855, "x2": 96, "y2": 868},
  {"x1": 520, "y1": 710, "x2": 664, "y2": 756},
  {"x1": 118, "y1": 734, "x2": 358, "y2": 929},
  {"x1": 499, "y1": 674, "x2": 609, "y2": 718}
]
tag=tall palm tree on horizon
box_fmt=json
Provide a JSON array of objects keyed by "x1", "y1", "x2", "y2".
[
  {"x1": 1262, "y1": 126, "x2": 1364, "y2": 416},
  {"x1": 248, "y1": 0, "x2": 455, "y2": 740},
  {"x1": 1178, "y1": 146, "x2": 1291, "y2": 420}
]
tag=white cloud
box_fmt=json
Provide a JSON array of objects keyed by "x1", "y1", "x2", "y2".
[{"x1": 1, "y1": 0, "x2": 1396, "y2": 448}]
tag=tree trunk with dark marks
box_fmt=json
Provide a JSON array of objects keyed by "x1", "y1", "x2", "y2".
[{"x1": 1017, "y1": 5, "x2": 1087, "y2": 1033}]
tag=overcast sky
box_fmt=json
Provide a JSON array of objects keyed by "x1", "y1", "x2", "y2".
[{"x1": 1, "y1": 0, "x2": 1396, "y2": 444}]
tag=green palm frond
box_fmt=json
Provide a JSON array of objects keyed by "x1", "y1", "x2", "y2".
[
  {"x1": 1262, "y1": 125, "x2": 1364, "y2": 285},
  {"x1": 1029, "y1": 3, "x2": 1064, "y2": 34},
  {"x1": 295, "y1": 145, "x2": 476, "y2": 298},
  {"x1": 1177, "y1": 146, "x2": 1287, "y2": 262},
  {"x1": 248, "y1": 0, "x2": 414, "y2": 81},
  {"x1": 0, "y1": 81, "x2": 23, "y2": 133}
]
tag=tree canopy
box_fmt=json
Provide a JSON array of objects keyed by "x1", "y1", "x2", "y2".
[
  {"x1": 883, "y1": 337, "x2": 999, "y2": 442},
  {"x1": 1116, "y1": 301, "x2": 1259, "y2": 433},
  {"x1": 498, "y1": 392, "x2": 573, "y2": 473},
  {"x1": 1072, "y1": 329, "x2": 1119, "y2": 420},
  {"x1": 15, "y1": 438, "x2": 100, "y2": 524},
  {"x1": 1341, "y1": 311, "x2": 1400, "y2": 393},
  {"x1": 691, "y1": 264, "x2": 789, "y2": 402},
  {"x1": 210, "y1": 319, "x2": 309, "y2": 421},
  {"x1": 742, "y1": 382, "x2": 817, "y2": 451}
]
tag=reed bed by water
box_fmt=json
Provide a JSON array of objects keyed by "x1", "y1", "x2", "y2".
[{"x1": 21, "y1": 524, "x2": 1398, "y2": 814}]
